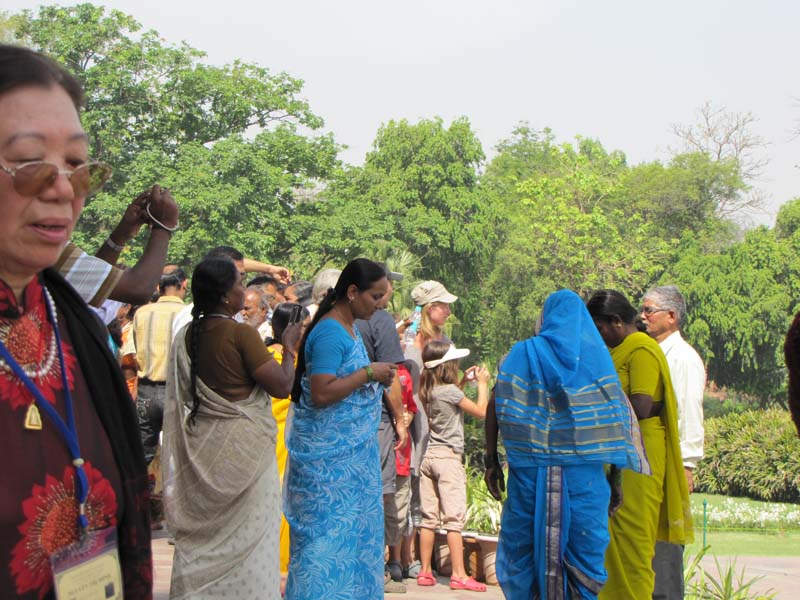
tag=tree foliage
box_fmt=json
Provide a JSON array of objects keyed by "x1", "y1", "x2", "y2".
[
  {"x1": 663, "y1": 227, "x2": 800, "y2": 400},
  {"x1": 6, "y1": 4, "x2": 799, "y2": 408},
  {"x1": 8, "y1": 3, "x2": 339, "y2": 267},
  {"x1": 671, "y1": 101, "x2": 769, "y2": 216}
]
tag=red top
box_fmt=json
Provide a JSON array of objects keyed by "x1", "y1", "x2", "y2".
[
  {"x1": 395, "y1": 365, "x2": 417, "y2": 477},
  {"x1": 0, "y1": 276, "x2": 123, "y2": 599}
]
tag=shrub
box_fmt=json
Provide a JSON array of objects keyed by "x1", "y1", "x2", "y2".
[
  {"x1": 684, "y1": 546, "x2": 776, "y2": 599},
  {"x1": 464, "y1": 463, "x2": 504, "y2": 534},
  {"x1": 691, "y1": 494, "x2": 800, "y2": 531},
  {"x1": 695, "y1": 409, "x2": 800, "y2": 503}
]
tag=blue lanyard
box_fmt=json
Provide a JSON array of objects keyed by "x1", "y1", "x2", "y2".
[{"x1": 0, "y1": 288, "x2": 89, "y2": 533}]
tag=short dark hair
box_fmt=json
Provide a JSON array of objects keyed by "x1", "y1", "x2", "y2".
[
  {"x1": 158, "y1": 267, "x2": 187, "y2": 294},
  {"x1": 247, "y1": 275, "x2": 278, "y2": 288},
  {"x1": 203, "y1": 245, "x2": 243, "y2": 262},
  {"x1": 0, "y1": 44, "x2": 85, "y2": 109}
]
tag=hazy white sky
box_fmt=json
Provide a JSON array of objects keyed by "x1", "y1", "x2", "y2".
[{"x1": 8, "y1": 0, "x2": 800, "y2": 224}]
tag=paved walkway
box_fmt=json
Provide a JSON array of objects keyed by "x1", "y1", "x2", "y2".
[
  {"x1": 153, "y1": 534, "x2": 799, "y2": 598},
  {"x1": 698, "y1": 555, "x2": 800, "y2": 598},
  {"x1": 153, "y1": 535, "x2": 504, "y2": 599}
]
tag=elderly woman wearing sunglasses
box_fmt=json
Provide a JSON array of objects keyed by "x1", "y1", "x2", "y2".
[{"x1": 0, "y1": 45, "x2": 153, "y2": 598}]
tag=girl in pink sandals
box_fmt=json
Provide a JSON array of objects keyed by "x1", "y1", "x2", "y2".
[{"x1": 416, "y1": 341, "x2": 489, "y2": 592}]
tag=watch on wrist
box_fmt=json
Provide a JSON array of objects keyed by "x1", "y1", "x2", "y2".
[{"x1": 104, "y1": 236, "x2": 125, "y2": 252}]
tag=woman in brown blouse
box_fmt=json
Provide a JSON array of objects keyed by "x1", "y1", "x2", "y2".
[{"x1": 164, "y1": 256, "x2": 300, "y2": 599}]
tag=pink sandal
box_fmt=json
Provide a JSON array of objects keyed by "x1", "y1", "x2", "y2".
[
  {"x1": 450, "y1": 576, "x2": 487, "y2": 592},
  {"x1": 416, "y1": 572, "x2": 436, "y2": 586}
]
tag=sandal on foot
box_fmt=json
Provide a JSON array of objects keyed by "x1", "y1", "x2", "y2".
[
  {"x1": 416, "y1": 572, "x2": 436, "y2": 586},
  {"x1": 386, "y1": 560, "x2": 403, "y2": 582},
  {"x1": 450, "y1": 576, "x2": 486, "y2": 592}
]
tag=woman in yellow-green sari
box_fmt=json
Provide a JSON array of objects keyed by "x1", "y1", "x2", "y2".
[{"x1": 587, "y1": 290, "x2": 692, "y2": 600}]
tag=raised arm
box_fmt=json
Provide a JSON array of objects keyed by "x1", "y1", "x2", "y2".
[
  {"x1": 243, "y1": 258, "x2": 292, "y2": 284},
  {"x1": 456, "y1": 366, "x2": 490, "y2": 419},
  {"x1": 108, "y1": 185, "x2": 178, "y2": 304}
]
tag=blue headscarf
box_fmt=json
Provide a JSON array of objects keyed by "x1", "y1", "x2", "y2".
[{"x1": 496, "y1": 289, "x2": 649, "y2": 471}]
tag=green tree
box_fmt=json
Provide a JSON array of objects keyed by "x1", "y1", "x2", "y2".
[
  {"x1": 664, "y1": 228, "x2": 800, "y2": 403},
  {"x1": 479, "y1": 141, "x2": 671, "y2": 361},
  {"x1": 10, "y1": 4, "x2": 322, "y2": 172},
  {"x1": 614, "y1": 152, "x2": 742, "y2": 243},
  {"x1": 8, "y1": 3, "x2": 339, "y2": 268},
  {"x1": 671, "y1": 101, "x2": 768, "y2": 217},
  {"x1": 293, "y1": 117, "x2": 496, "y2": 344},
  {"x1": 774, "y1": 197, "x2": 800, "y2": 239},
  {"x1": 477, "y1": 129, "x2": 745, "y2": 365}
]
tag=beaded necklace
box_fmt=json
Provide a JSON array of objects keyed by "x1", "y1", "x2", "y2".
[{"x1": 0, "y1": 278, "x2": 73, "y2": 428}]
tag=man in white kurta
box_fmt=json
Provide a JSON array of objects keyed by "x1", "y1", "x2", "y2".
[{"x1": 642, "y1": 285, "x2": 705, "y2": 600}]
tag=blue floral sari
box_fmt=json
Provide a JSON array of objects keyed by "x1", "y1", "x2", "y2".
[{"x1": 284, "y1": 320, "x2": 384, "y2": 600}]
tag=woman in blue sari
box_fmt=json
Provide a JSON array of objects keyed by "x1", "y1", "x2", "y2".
[
  {"x1": 284, "y1": 258, "x2": 398, "y2": 600},
  {"x1": 485, "y1": 289, "x2": 649, "y2": 600}
]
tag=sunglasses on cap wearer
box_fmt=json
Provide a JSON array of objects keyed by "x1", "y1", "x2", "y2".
[{"x1": 0, "y1": 160, "x2": 113, "y2": 197}]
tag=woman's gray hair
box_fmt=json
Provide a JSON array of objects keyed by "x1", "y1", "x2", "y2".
[
  {"x1": 642, "y1": 285, "x2": 687, "y2": 324},
  {"x1": 311, "y1": 268, "x2": 342, "y2": 304}
]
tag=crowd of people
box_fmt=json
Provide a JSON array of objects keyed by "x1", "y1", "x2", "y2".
[{"x1": 1, "y1": 43, "x2": 716, "y2": 600}]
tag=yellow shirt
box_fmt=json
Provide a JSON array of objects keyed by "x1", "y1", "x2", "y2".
[{"x1": 122, "y1": 296, "x2": 185, "y2": 382}]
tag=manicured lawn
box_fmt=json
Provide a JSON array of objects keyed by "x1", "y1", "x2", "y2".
[
  {"x1": 687, "y1": 530, "x2": 800, "y2": 556},
  {"x1": 687, "y1": 493, "x2": 800, "y2": 556}
]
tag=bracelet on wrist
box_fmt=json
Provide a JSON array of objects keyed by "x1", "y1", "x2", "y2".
[
  {"x1": 146, "y1": 203, "x2": 179, "y2": 233},
  {"x1": 104, "y1": 236, "x2": 125, "y2": 252},
  {"x1": 483, "y1": 453, "x2": 500, "y2": 469},
  {"x1": 364, "y1": 365, "x2": 374, "y2": 381}
]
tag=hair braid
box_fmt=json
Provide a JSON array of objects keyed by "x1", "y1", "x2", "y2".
[{"x1": 188, "y1": 309, "x2": 203, "y2": 426}]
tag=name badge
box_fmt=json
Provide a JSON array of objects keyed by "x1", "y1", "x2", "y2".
[{"x1": 51, "y1": 527, "x2": 123, "y2": 600}]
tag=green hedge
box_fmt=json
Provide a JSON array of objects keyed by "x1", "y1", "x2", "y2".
[{"x1": 695, "y1": 409, "x2": 800, "y2": 503}]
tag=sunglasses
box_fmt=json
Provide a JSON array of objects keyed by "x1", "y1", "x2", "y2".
[{"x1": 1, "y1": 160, "x2": 113, "y2": 197}]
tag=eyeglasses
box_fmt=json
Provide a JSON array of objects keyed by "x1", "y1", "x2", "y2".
[
  {"x1": 641, "y1": 306, "x2": 668, "y2": 316},
  {"x1": 1, "y1": 160, "x2": 112, "y2": 197}
]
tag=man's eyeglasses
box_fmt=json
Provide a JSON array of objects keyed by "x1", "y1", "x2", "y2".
[
  {"x1": 1, "y1": 160, "x2": 112, "y2": 198},
  {"x1": 641, "y1": 306, "x2": 668, "y2": 316}
]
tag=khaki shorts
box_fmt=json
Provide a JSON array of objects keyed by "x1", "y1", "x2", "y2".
[
  {"x1": 384, "y1": 475, "x2": 411, "y2": 546},
  {"x1": 419, "y1": 445, "x2": 467, "y2": 532}
]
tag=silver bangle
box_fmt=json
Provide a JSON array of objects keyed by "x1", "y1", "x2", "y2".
[
  {"x1": 146, "y1": 203, "x2": 178, "y2": 232},
  {"x1": 104, "y1": 236, "x2": 125, "y2": 252}
]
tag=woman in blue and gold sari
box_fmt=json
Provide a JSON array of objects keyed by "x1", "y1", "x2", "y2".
[
  {"x1": 486, "y1": 289, "x2": 649, "y2": 600},
  {"x1": 587, "y1": 289, "x2": 692, "y2": 600}
]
